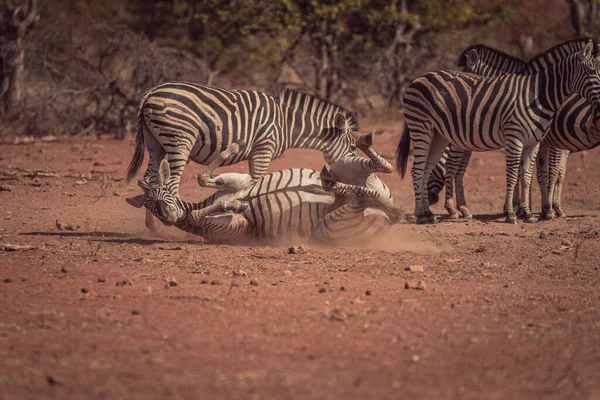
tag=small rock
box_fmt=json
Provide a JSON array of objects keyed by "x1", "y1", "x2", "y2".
[
  {"x1": 412, "y1": 355, "x2": 420, "y2": 362},
  {"x1": 210, "y1": 280, "x2": 221, "y2": 285},
  {"x1": 405, "y1": 265, "x2": 424, "y2": 272},
  {"x1": 539, "y1": 231, "x2": 546, "y2": 239},
  {"x1": 74, "y1": 179, "x2": 88, "y2": 186},
  {"x1": 234, "y1": 270, "x2": 248, "y2": 277},
  {"x1": 60, "y1": 267, "x2": 68, "y2": 273},
  {"x1": 116, "y1": 280, "x2": 132, "y2": 287},
  {"x1": 131, "y1": 310, "x2": 140, "y2": 315},
  {"x1": 167, "y1": 280, "x2": 178, "y2": 287},
  {"x1": 318, "y1": 288, "x2": 326, "y2": 293},
  {"x1": 488, "y1": 176, "x2": 495, "y2": 181},
  {"x1": 113, "y1": 191, "x2": 121, "y2": 197},
  {"x1": 283, "y1": 270, "x2": 292, "y2": 276},
  {"x1": 3, "y1": 278, "x2": 12, "y2": 283},
  {"x1": 404, "y1": 281, "x2": 426, "y2": 291},
  {"x1": 561, "y1": 239, "x2": 572, "y2": 247},
  {"x1": 365, "y1": 290, "x2": 372, "y2": 296},
  {"x1": 288, "y1": 245, "x2": 308, "y2": 254},
  {"x1": 340, "y1": 286, "x2": 346, "y2": 291},
  {"x1": 200, "y1": 280, "x2": 209, "y2": 284},
  {"x1": 81, "y1": 288, "x2": 89, "y2": 294},
  {"x1": 97, "y1": 277, "x2": 106, "y2": 283},
  {"x1": 249, "y1": 280, "x2": 258, "y2": 286},
  {"x1": 552, "y1": 249, "x2": 563, "y2": 255}
]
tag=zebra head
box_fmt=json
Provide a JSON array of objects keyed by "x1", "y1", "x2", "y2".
[
  {"x1": 571, "y1": 40, "x2": 600, "y2": 108},
  {"x1": 321, "y1": 112, "x2": 359, "y2": 163},
  {"x1": 126, "y1": 160, "x2": 185, "y2": 226}
]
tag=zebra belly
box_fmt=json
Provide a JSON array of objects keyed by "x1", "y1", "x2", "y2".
[{"x1": 243, "y1": 190, "x2": 334, "y2": 241}]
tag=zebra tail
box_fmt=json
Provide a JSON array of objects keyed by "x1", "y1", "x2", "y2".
[
  {"x1": 125, "y1": 93, "x2": 149, "y2": 183},
  {"x1": 395, "y1": 124, "x2": 411, "y2": 179}
]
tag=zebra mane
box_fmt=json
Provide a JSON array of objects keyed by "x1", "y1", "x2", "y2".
[
  {"x1": 276, "y1": 88, "x2": 359, "y2": 133},
  {"x1": 457, "y1": 44, "x2": 525, "y2": 74},
  {"x1": 524, "y1": 37, "x2": 599, "y2": 73}
]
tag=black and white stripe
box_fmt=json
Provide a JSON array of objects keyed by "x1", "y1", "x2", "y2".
[
  {"x1": 431, "y1": 40, "x2": 600, "y2": 220},
  {"x1": 396, "y1": 39, "x2": 600, "y2": 224},
  {"x1": 125, "y1": 83, "x2": 359, "y2": 231}
]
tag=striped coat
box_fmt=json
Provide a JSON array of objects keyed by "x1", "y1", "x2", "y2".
[
  {"x1": 126, "y1": 83, "x2": 358, "y2": 232},
  {"x1": 397, "y1": 39, "x2": 600, "y2": 224}
]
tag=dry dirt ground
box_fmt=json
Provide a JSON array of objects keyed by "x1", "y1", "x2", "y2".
[{"x1": 1, "y1": 124, "x2": 599, "y2": 400}]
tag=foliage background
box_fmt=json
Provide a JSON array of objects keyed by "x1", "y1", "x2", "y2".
[{"x1": 0, "y1": 0, "x2": 596, "y2": 136}]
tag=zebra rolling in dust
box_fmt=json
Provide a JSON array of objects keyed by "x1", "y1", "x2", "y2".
[
  {"x1": 126, "y1": 133, "x2": 402, "y2": 245},
  {"x1": 125, "y1": 84, "x2": 359, "y2": 232}
]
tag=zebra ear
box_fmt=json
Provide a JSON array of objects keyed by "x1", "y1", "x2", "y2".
[
  {"x1": 158, "y1": 159, "x2": 170, "y2": 185},
  {"x1": 467, "y1": 49, "x2": 479, "y2": 69},
  {"x1": 334, "y1": 113, "x2": 346, "y2": 130},
  {"x1": 581, "y1": 40, "x2": 594, "y2": 61},
  {"x1": 126, "y1": 194, "x2": 145, "y2": 209}
]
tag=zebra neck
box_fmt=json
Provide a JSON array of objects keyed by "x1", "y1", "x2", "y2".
[
  {"x1": 525, "y1": 61, "x2": 572, "y2": 116},
  {"x1": 283, "y1": 104, "x2": 335, "y2": 155},
  {"x1": 173, "y1": 193, "x2": 218, "y2": 233}
]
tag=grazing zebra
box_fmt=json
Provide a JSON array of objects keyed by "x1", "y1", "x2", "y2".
[
  {"x1": 430, "y1": 40, "x2": 600, "y2": 220},
  {"x1": 126, "y1": 134, "x2": 401, "y2": 245},
  {"x1": 125, "y1": 84, "x2": 359, "y2": 232},
  {"x1": 397, "y1": 39, "x2": 600, "y2": 224}
]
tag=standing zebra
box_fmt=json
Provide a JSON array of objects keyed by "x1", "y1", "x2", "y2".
[
  {"x1": 126, "y1": 134, "x2": 401, "y2": 245},
  {"x1": 125, "y1": 84, "x2": 358, "y2": 232},
  {"x1": 429, "y1": 45, "x2": 527, "y2": 220},
  {"x1": 397, "y1": 39, "x2": 600, "y2": 224},
  {"x1": 430, "y1": 40, "x2": 600, "y2": 220}
]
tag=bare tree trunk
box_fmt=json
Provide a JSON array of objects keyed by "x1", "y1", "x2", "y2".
[
  {"x1": 588, "y1": 0, "x2": 597, "y2": 32},
  {"x1": 566, "y1": 0, "x2": 585, "y2": 36},
  {"x1": 0, "y1": 0, "x2": 38, "y2": 115}
]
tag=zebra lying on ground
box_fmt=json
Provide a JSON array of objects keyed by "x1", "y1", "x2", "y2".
[
  {"x1": 126, "y1": 133, "x2": 401, "y2": 245},
  {"x1": 397, "y1": 39, "x2": 600, "y2": 224},
  {"x1": 428, "y1": 40, "x2": 600, "y2": 221},
  {"x1": 125, "y1": 84, "x2": 359, "y2": 232}
]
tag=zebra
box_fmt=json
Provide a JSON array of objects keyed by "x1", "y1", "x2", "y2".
[
  {"x1": 126, "y1": 134, "x2": 401, "y2": 245},
  {"x1": 396, "y1": 39, "x2": 600, "y2": 224},
  {"x1": 125, "y1": 84, "x2": 359, "y2": 232},
  {"x1": 428, "y1": 45, "x2": 528, "y2": 220},
  {"x1": 429, "y1": 40, "x2": 600, "y2": 221}
]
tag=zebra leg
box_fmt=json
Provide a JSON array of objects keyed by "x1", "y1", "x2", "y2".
[
  {"x1": 249, "y1": 142, "x2": 276, "y2": 180},
  {"x1": 356, "y1": 132, "x2": 394, "y2": 173},
  {"x1": 320, "y1": 166, "x2": 380, "y2": 199},
  {"x1": 443, "y1": 146, "x2": 463, "y2": 219},
  {"x1": 141, "y1": 125, "x2": 166, "y2": 233},
  {"x1": 503, "y1": 138, "x2": 524, "y2": 224},
  {"x1": 194, "y1": 213, "x2": 250, "y2": 244},
  {"x1": 552, "y1": 149, "x2": 569, "y2": 218},
  {"x1": 197, "y1": 140, "x2": 246, "y2": 188},
  {"x1": 536, "y1": 142, "x2": 554, "y2": 220},
  {"x1": 455, "y1": 149, "x2": 473, "y2": 219},
  {"x1": 518, "y1": 143, "x2": 540, "y2": 223},
  {"x1": 416, "y1": 133, "x2": 449, "y2": 224},
  {"x1": 188, "y1": 199, "x2": 249, "y2": 226}
]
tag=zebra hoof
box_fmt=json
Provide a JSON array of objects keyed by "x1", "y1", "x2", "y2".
[
  {"x1": 459, "y1": 206, "x2": 473, "y2": 219},
  {"x1": 538, "y1": 211, "x2": 555, "y2": 221},
  {"x1": 523, "y1": 215, "x2": 538, "y2": 224},
  {"x1": 356, "y1": 132, "x2": 373, "y2": 150},
  {"x1": 554, "y1": 207, "x2": 566, "y2": 218},
  {"x1": 417, "y1": 215, "x2": 437, "y2": 224},
  {"x1": 515, "y1": 207, "x2": 527, "y2": 220},
  {"x1": 505, "y1": 215, "x2": 518, "y2": 224},
  {"x1": 448, "y1": 212, "x2": 460, "y2": 220}
]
